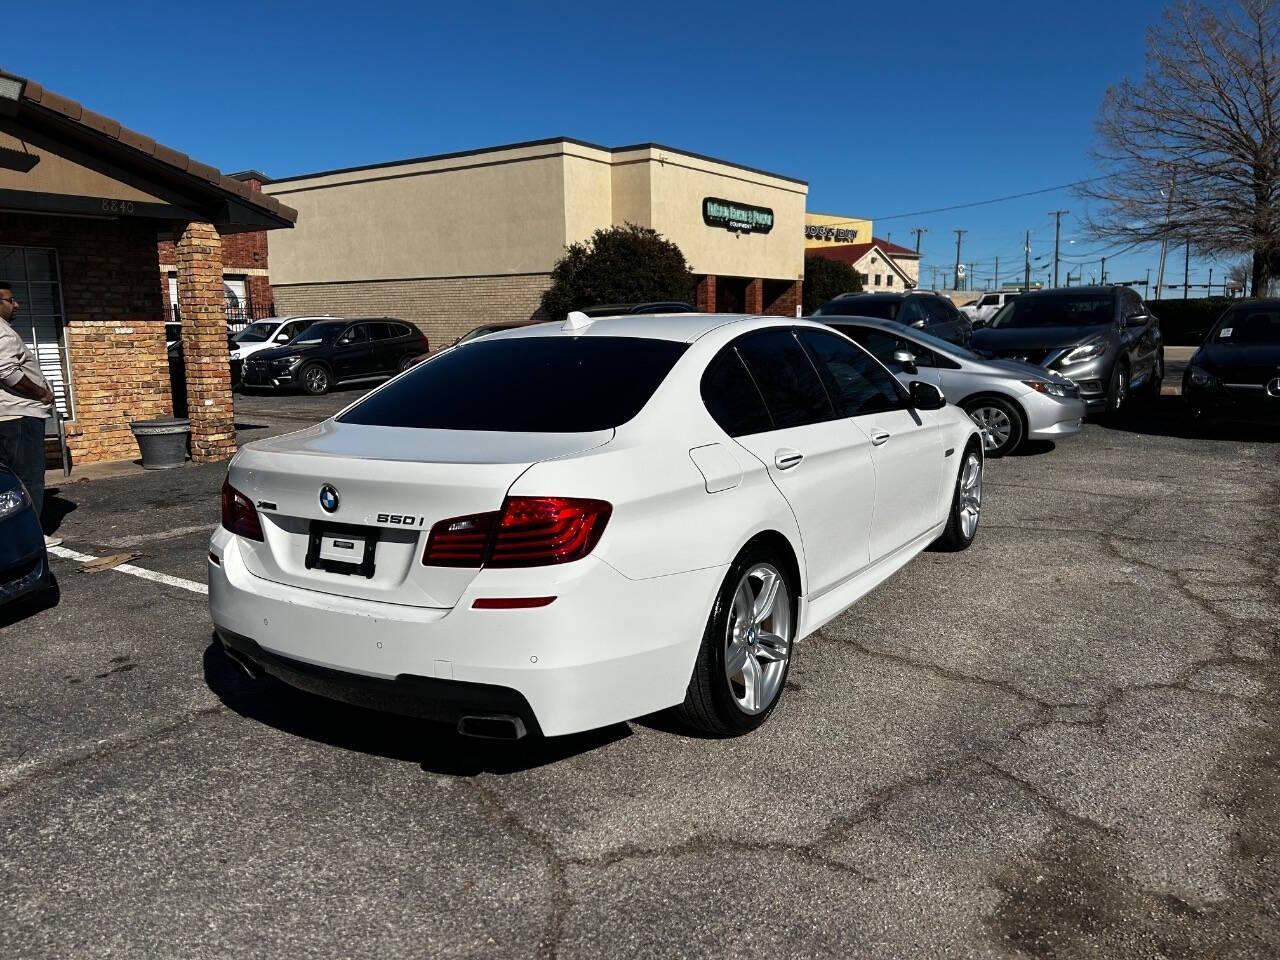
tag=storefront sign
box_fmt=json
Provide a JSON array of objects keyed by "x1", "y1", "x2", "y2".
[
  {"x1": 805, "y1": 224, "x2": 859, "y2": 242},
  {"x1": 703, "y1": 197, "x2": 774, "y2": 234}
]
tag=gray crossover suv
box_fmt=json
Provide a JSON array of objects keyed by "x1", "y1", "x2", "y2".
[
  {"x1": 969, "y1": 286, "x2": 1164, "y2": 416},
  {"x1": 823, "y1": 317, "x2": 1084, "y2": 456}
]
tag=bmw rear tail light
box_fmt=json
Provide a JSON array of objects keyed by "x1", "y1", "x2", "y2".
[
  {"x1": 422, "y1": 511, "x2": 497, "y2": 567},
  {"x1": 423, "y1": 497, "x2": 611, "y2": 568},
  {"x1": 419, "y1": 333, "x2": 430, "y2": 351},
  {"x1": 220, "y1": 477, "x2": 264, "y2": 541}
]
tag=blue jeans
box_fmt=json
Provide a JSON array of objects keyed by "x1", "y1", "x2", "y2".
[{"x1": 0, "y1": 416, "x2": 46, "y2": 523}]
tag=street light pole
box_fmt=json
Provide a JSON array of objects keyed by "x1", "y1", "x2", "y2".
[
  {"x1": 1101, "y1": 256, "x2": 1107, "y2": 284},
  {"x1": 953, "y1": 229, "x2": 967, "y2": 290},
  {"x1": 1024, "y1": 231, "x2": 1031, "y2": 291}
]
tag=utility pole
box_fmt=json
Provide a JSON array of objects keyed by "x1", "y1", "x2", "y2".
[
  {"x1": 1155, "y1": 171, "x2": 1176, "y2": 302},
  {"x1": 910, "y1": 227, "x2": 927, "y2": 254},
  {"x1": 1145, "y1": 267, "x2": 1151, "y2": 297},
  {"x1": 1208, "y1": 266, "x2": 1213, "y2": 295},
  {"x1": 1183, "y1": 237, "x2": 1191, "y2": 299},
  {"x1": 1100, "y1": 256, "x2": 1107, "y2": 284},
  {"x1": 1024, "y1": 231, "x2": 1031, "y2": 291},
  {"x1": 1049, "y1": 209, "x2": 1069, "y2": 287},
  {"x1": 994, "y1": 256, "x2": 999, "y2": 290},
  {"x1": 953, "y1": 229, "x2": 967, "y2": 290}
]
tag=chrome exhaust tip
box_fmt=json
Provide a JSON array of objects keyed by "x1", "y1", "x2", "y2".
[{"x1": 457, "y1": 714, "x2": 527, "y2": 740}]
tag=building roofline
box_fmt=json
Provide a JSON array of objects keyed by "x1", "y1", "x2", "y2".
[
  {"x1": 0, "y1": 68, "x2": 295, "y2": 227},
  {"x1": 226, "y1": 169, "x2": 274, "y2": 184},
  {"x1": 266, "y1": 136, "x2": 808, "y2": 187}
]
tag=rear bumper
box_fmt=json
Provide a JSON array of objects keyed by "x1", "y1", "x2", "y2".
[
  {"x1": 208, "y1": 528, "x2": 725, "y2": 737},
  {"x1": 1183, "y1": 380, "x2": 1280, "y2": 417}
]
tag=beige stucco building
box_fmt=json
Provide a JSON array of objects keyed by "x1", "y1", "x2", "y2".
[
  {"x1": 264, "y1": 138, "x2": 808, "y2": 347},
  {"x1": 803, "y1": 212, "x2": 921, "y2": 291}
]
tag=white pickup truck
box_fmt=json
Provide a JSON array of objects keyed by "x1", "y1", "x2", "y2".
[{"x1": 960, "y1": 291, "x2": 1019, "y2": 327}]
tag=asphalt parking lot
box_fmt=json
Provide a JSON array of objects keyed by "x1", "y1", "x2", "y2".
[{"x1": 2, "y1": 375, "x2": 1278, "y2": 959}]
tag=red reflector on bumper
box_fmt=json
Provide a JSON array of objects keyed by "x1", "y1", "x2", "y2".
[{"x1": 471, "y1": 596, "x2": 556, "y2": 609}]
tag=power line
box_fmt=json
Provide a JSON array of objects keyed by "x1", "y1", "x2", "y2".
[{"x1": 865, "y1": 177, "x2": 1107, "y2": 223}]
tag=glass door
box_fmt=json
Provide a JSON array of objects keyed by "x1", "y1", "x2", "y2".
[{"x1": 0, "y1": 245, "x2": 73, "y2": 419}]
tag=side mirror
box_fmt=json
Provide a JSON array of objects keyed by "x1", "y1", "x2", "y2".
[
  {"x1": 275, "y1": 332, "x2": 291, "y2": 342},
  {"x1": 1125, "y1": 312, "x2": 1149, "y2": 327},
  {"x1": 908, "y1": 380, "x2": 946, "y2": 410},
  {"x1": 911, "y1": 319, "x2": 927, "y2": 329},
  {"x1": 892, "y1": 349, "x2": 918, "y2": 374}
]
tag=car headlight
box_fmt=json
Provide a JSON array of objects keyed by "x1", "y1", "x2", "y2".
[
  {"x1": 273, "y1": 354, "x2": 303, "y2": 368},
  {"x1": 1022, "y1": 379, "x2": 1069, "y2": 397},
  {"x1": 1060, "y1": 341, "x2": 1106, "y2": 365},
  {"x1": 0, "y1": 487, "x2": 29, "y2": 521},
  {"x1": 1187, "y1": 364, "x2": 1217, "y2": 388}
]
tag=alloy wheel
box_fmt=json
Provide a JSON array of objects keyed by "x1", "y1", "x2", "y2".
[
  {"x1": 305, "y1": 367, "x2": 328, "y2": 393},
  {"x1": 958, "y1": 451, "x2": 982, "y2": 539},
  {"x1": 724, "y1": 563, "x2": 792, "y2": 715},
  {"x1": 968, "y1": 406, "x2": 1012, "y2": 452}
]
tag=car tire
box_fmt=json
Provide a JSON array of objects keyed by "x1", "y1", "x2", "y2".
[
  {"x1": 299, "y1": 363, "x2": 331, "y2": 396},
  {"x1": 676, "y1": 547, "x2": 796, "y2": 737},
  {"x1": 1144, "y1": 352, "x2": 1164, "y2": 402},
  {"x1": 399, "y1": 355, "x2": 419, "y2": 373},
  {"x1": 1104, "y1": 360, "x2": 1129, "y2": 417},
  {"x1": 935, "y1": 443, "x2": 983, "y2": 552},
  {"x1": 962, "y1": 396, "x2": 1025, "y2": 457}
]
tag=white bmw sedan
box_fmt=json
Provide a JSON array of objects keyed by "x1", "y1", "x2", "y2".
[{"x1": 209, "y1": 313, "x2": 984, "y2": 739}]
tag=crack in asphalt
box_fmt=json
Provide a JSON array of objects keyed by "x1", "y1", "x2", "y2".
[{"x1": 0, "y1": 704, "x2": 228, "y2": 801}]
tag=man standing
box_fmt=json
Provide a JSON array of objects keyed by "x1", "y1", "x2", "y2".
[{"x1": 0, "y1": 280, "x2": 55, "y2": 531}]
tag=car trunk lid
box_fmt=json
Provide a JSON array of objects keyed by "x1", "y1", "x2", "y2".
[{"x1": 227, "y1": 420, "x2": 613, "y2": 608}]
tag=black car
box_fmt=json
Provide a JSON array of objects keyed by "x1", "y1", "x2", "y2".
[
  {"x1": 1183, "y1": 299, "x2": 1280, "y2": 420},
  {"x1": 0, "y1": 465, "x2": 49, "y2": 610},
  {"x1": 580, "y1": 301, "x2": 696, "y2": 317},
  {"x1": 970, "y1": 286, "x2": 1164, "y2": 416},
  {"x1": 241, "y1": 317, "x2": 429, "y2": 395},
  {"x1": 813, "y1": 291, "x2": 973, "y2": 346}
]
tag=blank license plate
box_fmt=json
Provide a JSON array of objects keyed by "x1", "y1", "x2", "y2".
[{"x1": 319, "y1": 531, "x2": 366, "y2": 563}]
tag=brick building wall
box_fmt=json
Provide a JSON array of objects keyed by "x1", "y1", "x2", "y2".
[
  {"x1": 65, "y1": 321, "x2": 171, "y2": 463},
  {"x1": 0, "y1": 212, "x2": 173, "y2": 464},
  {"x1": 272, "y1": 274, "x2": 552, "y2": 349}
]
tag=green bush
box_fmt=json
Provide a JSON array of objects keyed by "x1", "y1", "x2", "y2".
[
  {"x1": 1150, "y1": 297, "x2": 1236, "y2": 346},
  {"x1": 802, "y1": 255, "x2": 863, "y2": 314},
  {"x1": 540, "y1": 224, "x2": 695, "y2": 321}
]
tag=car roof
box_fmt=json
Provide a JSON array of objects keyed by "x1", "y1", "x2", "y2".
[
  {"x1": 833, "y1": 291, "x2": 909, "y2": 300},
  {"x1": 1018, "y1": 285, "x2": 1118, "y2": 298},
  {"x1": 478, "y1": 312, "x2": 823, "y2": 345}
]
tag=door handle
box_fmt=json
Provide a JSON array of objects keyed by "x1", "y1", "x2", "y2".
[
  {"x1": 774, "y1": 449, "x2": 804, "y2": 470},
  {"x1": 870, "y1": 429, "x2": 891, "y2": 446}
]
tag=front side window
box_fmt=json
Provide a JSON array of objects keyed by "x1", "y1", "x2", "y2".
[
  {"x1": 733, "y1": 329, "x2": 834, "y2": 429},
  {"x1": 340, "y1": 336, "x2": 687, "y2": 432},
  {"x1": 701, "y1": 348, "x2": 772, "y2": 437},
  {"x1": 338, "y1": 325, "x2": 368, "y2": 345},
  {"x1": 839, "y1": 327, "x2": 937, "y2": 370},
  {"x1": 797, "y1": 329, "x2": 907, "y2": 417}
]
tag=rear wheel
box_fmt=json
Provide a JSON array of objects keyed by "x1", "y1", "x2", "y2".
[
  {"x1": 300, "y1": 363, "x2": 331, "y2": 396},
  {"x1": 676, "y1": 549, "x2": 796, "y2": 737},
  {"x1": 1144, "y1": 351, "x2": 1164, "y2": 401},
  {"x1": 962, "y1": 396, "x2": 1025, "y2": 457},
  {"x1": 935, "y1": 445, "x2": 983, "y2": 551},
  {"x1": 399, "y1": 355, "x2": 420, "y2": 372}
]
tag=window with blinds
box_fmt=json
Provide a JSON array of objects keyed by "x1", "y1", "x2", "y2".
[{"x1": 0, "y1": 245, "x2": 73, "y2": 418}]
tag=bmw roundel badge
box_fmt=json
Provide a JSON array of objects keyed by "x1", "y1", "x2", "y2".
[{"x1": 319, "y1": 484, "x2": 340, "y2": 513}]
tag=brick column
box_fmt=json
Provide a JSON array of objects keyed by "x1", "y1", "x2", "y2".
[
  {"x1": 745, "y1": 278, "x2": 763, "y2": 314},
  {"x1": 176, "y1": 222, "x2": 236, "y2": 462},
  {"x1": 696, "y1": 275, "x2": 717, "y2": 312}
]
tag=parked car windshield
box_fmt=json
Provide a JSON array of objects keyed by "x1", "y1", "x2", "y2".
[
  {"x1": 814, "y1": 297, "x2": 901, "y2": 320},
  {"x1": 231, "y1": 321, "x2": 279, "y2": 343},
  {"x1": 1215, "y1": 306, "x2": 1280, "y2": 343},
  {"x1": 291, "y1": 320, "x2": 348, "y2": 346},
  {"x1": 339, "y1": 336, "x2": 688, "y2": 432},
  {"x1": 988, "y1": 292, "x2": 1114, "y2": 329}
]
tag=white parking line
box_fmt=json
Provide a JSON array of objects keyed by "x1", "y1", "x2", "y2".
[{"x1": 46, "y1": 545, "x2": 208, "y2": 596}]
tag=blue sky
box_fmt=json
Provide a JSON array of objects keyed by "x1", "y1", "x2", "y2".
[{"x1": 5, "y1": 0, "x2": 1225, "y2": 296}]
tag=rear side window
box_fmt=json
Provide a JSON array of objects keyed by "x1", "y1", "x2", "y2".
[
  {"x1": 701, "y1": 349, "x2": 773, "y2": 436},
  {"x1": 734, "y1": 329, "x2": 834, "y2": 429},
  {"x1": 340, "y1": 336, "x2": 687, "y2": 432},
  {"x1": 393, "y1": 323, "x2": 415, "y2": 338},
  {"x1": 367, "y1": 322, "x2": 393, "y2": 341}
]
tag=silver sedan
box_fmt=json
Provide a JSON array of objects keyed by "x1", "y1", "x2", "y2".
[{"x1": 820, "y1": 316, "x2": 1085, "y2": 456}]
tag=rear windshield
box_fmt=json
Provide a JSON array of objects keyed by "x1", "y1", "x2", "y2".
[
  {"x1": 814, "y1": 298, "x2": 901, "y2": 321},
  {"x1": 339, "y1": 336, "x2": 688, "y2": 432}
]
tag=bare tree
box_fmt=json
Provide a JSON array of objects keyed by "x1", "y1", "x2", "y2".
[{"x1": 1082, "y1": 0, "x2": 1280, "y2": 297}]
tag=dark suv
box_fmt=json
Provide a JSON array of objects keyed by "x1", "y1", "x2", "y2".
[
  {"x1": 813, "y1": 291, "x2": 973, "y2": 346},
  {"x1": 242, "y1": 317, "x2": 429, "y2": 395},
  {"x1": 970, "y1": 286, "x2": 1163, "y2": 416}
]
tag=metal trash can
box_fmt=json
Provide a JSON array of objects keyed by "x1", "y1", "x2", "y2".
[{"x1": 130, "y1": 418, "x2": 190, "y2": 470}]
